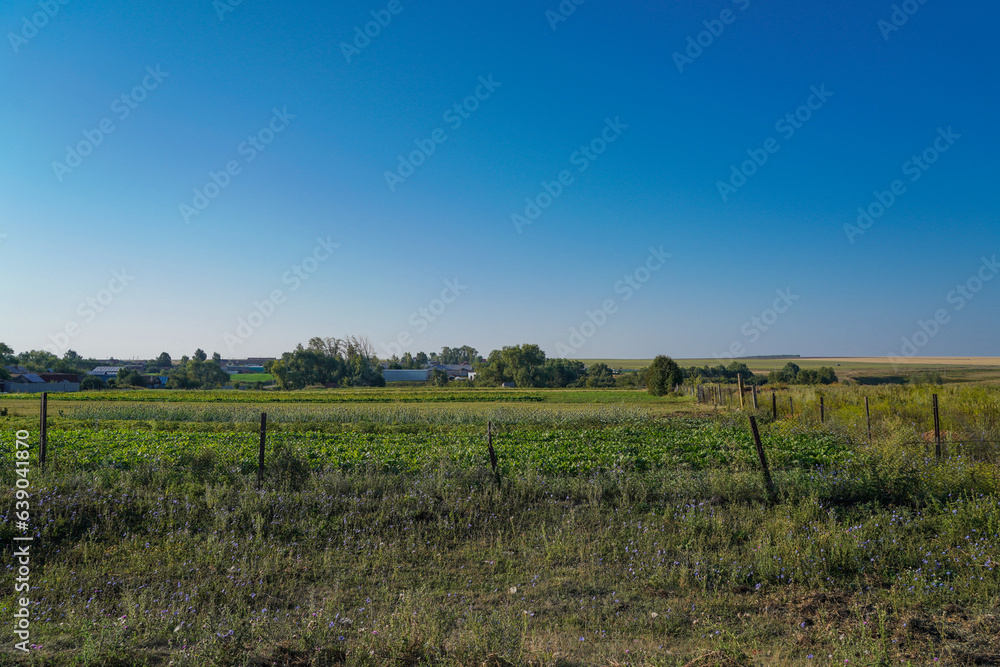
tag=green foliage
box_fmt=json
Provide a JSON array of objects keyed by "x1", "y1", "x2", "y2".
[
  {"x1": 647, "y1": 355, "x2": 683, "y2": 396},
  {"x1": 268, "y1": 336, "x2": 385, "y2": 390},
  {"x1": 114, "y1": 368, "x2": 147, "y2": 388},
  {"x1": 684, "y1": 362, "x2": 759, "y2": 384},
  {"x1": 1, "y1": 385, "x2": 999, "y2": 666},
  {"x1": 166, "y1": 355, "x2": 231, "y2": 389},
  {"x1": 80, "y1": 375, "x2": 107, "y2": 391},
  {"x1": 15, "y1": 348, "x2": 60, "y2": 371},
  {"x1": 768, "y1": 362, "x2": 837, "y2": 385},
  {"x1": 585, "y1": 362, "x2": 615, "y2": 387},
  {"x1": 431, "y1": 345, "x2": 479, "y2": 365},
  {"x1": 540, "y1": 358, "x2": 587, "y2": 388},
  {"x1": 475, "y1": 344, "x2": 548, "y2": 387}
]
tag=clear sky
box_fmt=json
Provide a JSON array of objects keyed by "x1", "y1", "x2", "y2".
[{"x1": 2, "y1": 0, "x2": 998, "y2": 361}]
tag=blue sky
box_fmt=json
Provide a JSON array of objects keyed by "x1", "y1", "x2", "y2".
[{"x1": 2, "y1": 0, "x2": 998, "y2": 361}]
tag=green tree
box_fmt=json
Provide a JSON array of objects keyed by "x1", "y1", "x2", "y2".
[
  {"x1": 193, "y1": 349, "x2": 208, "y2": 362},
  {"x1": 268, "y1": 336, "x2": 384, "y2": 389},
  {"x1": 430, "y1": 368, "x2": 449, "y2": 386},
  {"x1": 459, "y1": 345, "x2": 479, "y2": 365},
  {"x1": 585, "y1": 362, "x2": 616, "y2": 387},
  {"x1": 155, "y1": 351, "x2": 172, "y2": 368},
  {"x1": 212, "y1": 351, "x2": 222, "y2": 365},
  {"x1": 782, "y1": 362, "x2": 801, "y2": 379},
  {"x1": 541, "y1": 358, "x2": 587, "y2": 388},
  {"x1": 166, "y1": 357, "x2": 231, "y2": 389},
  {"x1": 474, "y1": 344, "x2": 547, "y2": 387},
  {"x1": 646, "y1": 355, "x2": 683, "y2": 396},
  {"x1": 115, "y1": 368, "x2": 147, "y2": 388},
  {"x1": 816, "y1": 366, "x2": 838, "y2": 384},
  {"x1": 80, "y1": 375, "x2": 106, "y2": 391},
  {"x1": 16, "y1": 349, "x2": 60, "y2": 372},
  {"x1": 796, "y1": 369, "x2": 820, "y2": 385}
]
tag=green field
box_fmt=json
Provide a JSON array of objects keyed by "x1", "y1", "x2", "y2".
[
  {"x1": 227, "y1": 373, "x2": 274, "y2": 384},
  {"x1": 1, "y1": 384, "x2": 998, "y2": 666},
  {"x1": 581, "y1": 356, "x2": 1000, "y2": 385}
]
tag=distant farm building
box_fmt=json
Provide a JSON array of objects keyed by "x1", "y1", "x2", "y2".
[
  {"x1": 430, "y1": 364, "x2": 474, "y2": 379},
  {"x1": 2, "y1": 367, "x2": 80, "y2": 393},
  {"x1": 88, "y1": 366, "x2": 127, "y2": 379},
  {"x1": 383, "y1": 369, "x2": 432, "y2": 382}
]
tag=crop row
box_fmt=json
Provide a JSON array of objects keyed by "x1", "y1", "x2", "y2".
[{"x1": 27, "y1": 422, "x2": 848, "y2": 475}]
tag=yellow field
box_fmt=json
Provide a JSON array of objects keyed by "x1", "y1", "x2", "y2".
[{"x1": 797, "y1": 356, "x2": 1000, "y2": 366}]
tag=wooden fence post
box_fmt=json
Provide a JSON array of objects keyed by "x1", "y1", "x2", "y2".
[
  {"x1": 487, "y1": 420, "x2": 500, "y2": 486},
  {"x1": 933, "y1": 394, "x2": 941, "y2": 459},
  {"x1": 738, "y1": 374, "x2": 745, "y2": 409},
  {"x1": 820, "y1": 396, "x2": 825, "y2": 423},
  {"x1": 749, "y1": 416, "x2": 777, "y2": 503},
  {"x1": 39, "y1": 392, "x2": 48, "y2": 471},
  {"x1": 751, "y1": 385, "x2": 758, "y2": 411},
  {"x1": 789, "y1": 396, "x2": 793, "y2": 417},
  {"x1": 865, "y1": 396, "x2": 872, "y2": 445},
  {"x1": 772, "y1": 391, "x2": 777, "y2": 420},
  {"x1": 257, "y1": 412, "x2": 267, "y2": 488}
]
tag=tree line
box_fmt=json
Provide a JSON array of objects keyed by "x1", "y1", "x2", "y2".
[{"x1": 0, "y1": 340, "x2": 837, "y2": 393}]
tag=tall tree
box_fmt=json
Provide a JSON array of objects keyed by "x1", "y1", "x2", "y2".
[
  {"x1": 586, "y1": 362, "x2": 616, "y2": 387},
  {"x1": 646, "y1": 355, "x2": 683, "y2": 396},
  {"x1": 193, "y1": 349, "x2": 208, "y2": 362},
  {"x1": 475, "y1": 344, "x2": 547, "y2": 387}
]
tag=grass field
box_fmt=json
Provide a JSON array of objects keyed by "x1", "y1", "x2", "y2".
[
  {"x1": 1, "y1": 384, "x2": 999, "y2": 666},
  {"x1": 227, "y1": 373, "x2": 275, "y2": 384},
  {"x1": 579, "y1": 357, "x2": 1000, "y2": 385}
]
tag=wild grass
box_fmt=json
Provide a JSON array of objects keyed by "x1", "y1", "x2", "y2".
[{"x1": 0, "y1": 384, "x2": 998, "y2": 665}]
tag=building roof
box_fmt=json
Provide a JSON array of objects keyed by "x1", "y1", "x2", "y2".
[
  {"x1": 4, "y1": 366, "x2": 31, "y2": 375},
  {"x1": 90, "y1": 366, "x2": 126, "y2": 375},
  {"x1": 38, "y1": 373, "x2": 81, "y2": 383}
]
